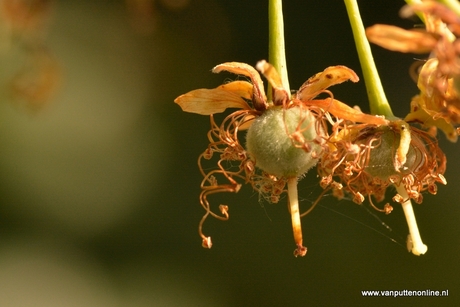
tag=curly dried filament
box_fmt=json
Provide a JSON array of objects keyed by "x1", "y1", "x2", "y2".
[
  {"x1": 206, "y1": 110, "x2": 252, "y2": 148},
  {"x1": 300, "y1": 187, "x2": 330, "y2": 217},
  {"x1": 199, "y1": 171, "x2": 241, "y2": 218},
  {"x1": 218, "y1": 111, "x2": 250, "y2": 142},
  {"x1": 196, "y1": 108, "x2": 254, "y2": 249},
  {"x1": 198, "y1": 179, "x2": 241, "y2": 249},
  {"x1": 333, "y1": 133, "x2": 382, "y2": 204},
  {"x1": 282, "y1": 102, "x2": 319, "y2": 151}
]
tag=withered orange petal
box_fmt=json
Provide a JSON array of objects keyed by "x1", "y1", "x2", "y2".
[
  {"x1": 256, "y1": 60, "x2": 289, "y2": 106},
  {"x1": 175, "y1": 84, "x2": 251, "y2": 115},
  {"x1": 297, "y1": 66, "x2": 359, "y2": 101},
  {"x1": 366, "y1": 24, "x2": 437, "y2": 54},
  {"x1": 302, "y1": 98, "x2": 389, "y2": 126},
  {"x1": 405, "y1": 107, "x2": 458, "y2": 142},
  {"x1": 212, "y1": 62, "x2": 267, "y2": 110},
  {"x1": 218, "y1": 80, "x2": 253, "y2": 100}
]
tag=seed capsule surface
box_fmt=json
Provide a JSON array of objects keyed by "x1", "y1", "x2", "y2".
[{"x1": 246, "y1": 106, "x2": 321, "y2": 178}]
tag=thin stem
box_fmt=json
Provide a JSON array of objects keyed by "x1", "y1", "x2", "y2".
[
  {"x1": 287, "y1": 177, "x2": 307, "y2": 257},
  {"x1": 404, "y1": 0, "x2": 422, "y2": 5},
  {"x1": 396, "y1": 184, "x2": 428, "y2": 256},
  {"x1": 439, "y1": 0, "x2": 460, "y2": 17},
  {"x1": 269, "y1": 0, "x2": 290, "y2": 99},
  {"x1": 344, "y1": 0, "x2": 394, "y2": 118}
]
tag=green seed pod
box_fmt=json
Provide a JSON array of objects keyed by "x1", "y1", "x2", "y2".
[
  {"x1": 246, "y1": 106, "x2": 321, "y2": 178},
  {"x1": 363, "y1": 126, "x2": 419, "y2": 179}
]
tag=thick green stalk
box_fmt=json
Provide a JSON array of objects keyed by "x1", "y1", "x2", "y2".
[
  {"x1": 344, "y1": 0, "x2": 394, "y2": 118},
  {"x1": 439, "y1": 0, "x2": 460, "y2": 16},
  {"x1": 269, "y1": 0, "x2": 290, "y2": 96}
]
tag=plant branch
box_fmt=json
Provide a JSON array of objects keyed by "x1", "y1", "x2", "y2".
[
  {"x1": 269, "y1": 0, "x2": 290, "y2": 98},
  {"x1": 438, "y1": 0, "x2": 460, "y2": 17},
  {"x1": 344, "y1": 0, "x2": 394, "y2": 118}
]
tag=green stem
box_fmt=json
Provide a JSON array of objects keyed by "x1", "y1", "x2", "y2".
[
  {"x1": 344, "y1": 0, "x2": 394, "y2": 118},
  {"x1": 438, "y1": 0, "x2": 460, "y2": 17},
  {"x1": 269, "y1": 0, "x2": 290, "y2": 98}
]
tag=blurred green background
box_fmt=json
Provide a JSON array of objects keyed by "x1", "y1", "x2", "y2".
[{"x1": 0, "y1": 0, "x2": 458, "y2": 306}]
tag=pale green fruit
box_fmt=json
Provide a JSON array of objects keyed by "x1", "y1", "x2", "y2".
[
  {"x1": 364, "y1": 126, "x2": 419, "y2": 179},
  {"x1": 246, "y1": 106, "x2": 321, "y2": 178}
]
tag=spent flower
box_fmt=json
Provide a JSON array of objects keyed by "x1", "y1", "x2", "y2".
[
  {"x1": 343, "y1": 0, "x2": 449, "y2": 255},
  {"x1": 366, "y1": 0, "x2": 460, "y2": 141},
  {"x1": 175, "y1": 0, "x2": 451, "y2": 257},
  {"x1": 318, "y1": 118, "x2": 446, "y2": 215},
  {"x1": 175, "y1": 60, "x2": 362, "y2": 256}
]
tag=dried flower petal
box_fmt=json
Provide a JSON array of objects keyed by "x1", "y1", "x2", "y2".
[
  {"x1": 213, "y1": 62, "x2": 267, "y2": 111},
  {"x1": 297, "y1": 65, "x2": 359, "y2": 101},
  {"x1": 366, "y1": 2, "x2": 460, "y2": 142},
  {"x1": 256, "y1": 60, "x2": 290, "y2": 106},
  {"x1": 318, "y1": 120, "x2": 446, "y2": 213},
  {"x1": 366, "y1": 24, "x2": 437, "y2": 54},
  {"x1": 405, "y1": 58, "x2": 460, "y2": 142},
  {"x1": 302, "y1": 98, "x2": 389, "y2": 126},
  {"x1": 174, "y1": 81, "x2": 252, "y2": 115}
]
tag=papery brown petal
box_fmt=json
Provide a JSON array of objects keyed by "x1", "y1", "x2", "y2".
[
  {"x1": 366, "y1": 24, "x2": 437, "y2": 53},
  {"x1": 406, "y1": 2, "x2": 460, "y2": 36},
  {"x1": 175, "y1": 82, "x2": 252, "y2": 115},
  {"x1": 417, "y1": 58, "x2": 439, "y2": 101},
  {"x1": 404, "y1": 101, "x2": 458, "y2": 142},
  {"x1": 219, "y1": 80, "x2": 253, "y2": 100},
  {"x1": 256, "y1": 60, "x2": 289, "y2": 106},
  {"x1": 212, "y1": 62, "x2": 267, "y2": 111},
  {"x1": 297, "y1": 66, "x2": 359, "y2": 101},
  {"x1": 301, "y1": 98, "x2": 389, "y2": 126}
]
